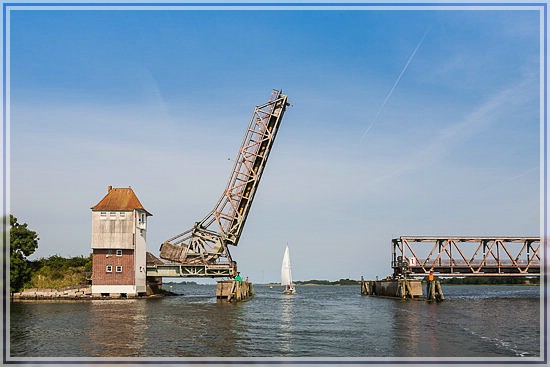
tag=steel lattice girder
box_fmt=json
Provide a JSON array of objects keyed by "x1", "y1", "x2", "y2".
[
  {"x1": 392, "y1": 236, "x2": 541, "y2": 276},
  {"x1": 159, "y1": 90, "x2": 289, "y2": 273},
  {"x1": 212, "y1": 90, "x2": 289, "y2": 244}
]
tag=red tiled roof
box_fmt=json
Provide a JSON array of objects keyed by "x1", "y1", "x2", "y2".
[{"x1": 91, "y1": 187, "x2": 152, "y2": 215}]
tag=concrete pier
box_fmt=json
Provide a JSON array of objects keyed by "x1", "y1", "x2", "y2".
[
  {"x1": 216, "y1": 280, "x2": 253, "y2": 302},
  {"x1": 360, "y1": 276, "x2": 424, "y2": 299}
]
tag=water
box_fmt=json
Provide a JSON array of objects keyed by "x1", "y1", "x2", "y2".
[{"x1": 10, "y1": 284, "x2": 541, "y2": 358}]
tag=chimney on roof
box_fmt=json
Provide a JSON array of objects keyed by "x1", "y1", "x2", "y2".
[{"x1": 108, "y1": 185, "x2": 112, "y2": 193}]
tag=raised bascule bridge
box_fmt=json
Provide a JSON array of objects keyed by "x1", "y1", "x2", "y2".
[{"x1": 146, "y1": 90, "x2": 289, "y2": 300}]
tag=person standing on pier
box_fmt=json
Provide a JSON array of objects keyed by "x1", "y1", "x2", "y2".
[{"x1": 234, "y1": 272, "x2": 242, "y2": 282}]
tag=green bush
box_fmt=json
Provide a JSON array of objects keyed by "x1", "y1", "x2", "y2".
[{"x1": 26, "y1": 254, "x2": 92, "y2": 289}]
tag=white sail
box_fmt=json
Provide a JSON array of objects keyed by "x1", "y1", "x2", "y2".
[{"x1": 281, "y1": 245, "x2": 293, "y2": 286}]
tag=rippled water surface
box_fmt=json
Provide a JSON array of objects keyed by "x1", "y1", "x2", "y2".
[{"x1": 10, "y1": 284, "x2": 541, "y2": 358}]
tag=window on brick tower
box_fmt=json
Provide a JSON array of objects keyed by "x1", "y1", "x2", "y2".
[
  {"x1": 115, "y1": 265, "x2": 122, "y2": 272},
  {"x1": 106, "y1": 265, "x2": 112, "y2": 272}
]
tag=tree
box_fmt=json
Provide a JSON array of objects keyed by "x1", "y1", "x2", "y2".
[{"x1": 10, "y1": 215, "x2": 39, "y2": 292}]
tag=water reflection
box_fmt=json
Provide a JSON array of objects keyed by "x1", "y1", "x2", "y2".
[
  {"x1": 390, "y1": 302, "x2": 425, "y2": 356},
  {"x1": 388, "y1": 286, "x2": 541, "y2": 357},
  {"x1": 10, "y1": 302, "x2": 36, "y2": 356},
  {"x1": 10, "y1": 301, "x2": 95, "y2": 357},
  {"x1": 141, "y1": 290, "x2": 245, "y2": 357},
  {"x1": 9, "y1": 285, "x2": 541, "y2": 358},
  {"x1": 280, "y1": 294, "x2": 295, "y2": 354},
  {"x1": 188, "y1": 301, "x2": 243, "y2": 357},
  {"x1": 87, "y1": 299, "x2": 148, "y2": 356}
]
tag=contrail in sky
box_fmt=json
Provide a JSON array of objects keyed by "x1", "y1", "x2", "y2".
[
  {"x1": 481, "y1": 166, "x2": 539, "y2": 192},
  {"x1": 360, "y1": 30, "x2": 429, "y2": 142}
]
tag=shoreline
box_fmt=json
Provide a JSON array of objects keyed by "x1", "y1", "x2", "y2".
[
  {"x1": 256, "y1": 282, "x2": 539, "y2": 287},
  {"x1": 10, "y1": 286, "x2": 178, "y2": 301}
]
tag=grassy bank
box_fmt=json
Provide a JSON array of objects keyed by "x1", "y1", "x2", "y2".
[{"x1": 26, "y1": 255, "x2": 91, "y2": 289}]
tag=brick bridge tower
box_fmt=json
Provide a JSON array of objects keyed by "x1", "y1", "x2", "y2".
[{"x1": 90, "y1": 186, "x2": 152, "y2": 297}]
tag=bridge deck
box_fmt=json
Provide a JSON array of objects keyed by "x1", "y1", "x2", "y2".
[{"x1": 146, "y1": 263, "x2": 235, "y2": 278}]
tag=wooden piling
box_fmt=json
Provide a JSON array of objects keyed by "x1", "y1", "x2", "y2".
[
  {"x1": 426, "y1": 279, "x2": 444, "y2": 302},
  {"x1": 360, "y1": 276, "x2": 369, "y2": 295},
  {"x1": 216, "y1": 280, "x2": 253, "y2": 302}
]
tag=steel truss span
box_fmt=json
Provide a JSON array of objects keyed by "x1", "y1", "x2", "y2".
[
  {"x1": 146, "y1": 263, "x2": 234, "y2": 278},
  {"x1": 159, "y1": 90, "x2": 290, "y2": 276},
  {"x1": 392, "y1": 236, "x2": 541, "y2": 277}
]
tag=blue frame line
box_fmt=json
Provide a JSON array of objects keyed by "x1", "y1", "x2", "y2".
[
  {"x1": 1, "y1": 1, "x2": 547, "y2": 365},
  {"x1": 544, "y1": 2, "x2": 548, "y2": 365},
  {"x1": 1, "y1": 2, "x2": 549, "y2": 7},
  {"x1": 2, "y1": 1, "x2": 6, "y2": 365}
]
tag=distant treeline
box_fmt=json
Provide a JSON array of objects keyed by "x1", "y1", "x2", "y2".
[
  {"x1": 291, "y1": 277, "x2": 539, "y2": 286},
  {"x1": 294, "y1": 279, "x2": 360, "y2": 285},
  {"x1": 437, "y1": 276, "x2": 539, "y2": 285}
]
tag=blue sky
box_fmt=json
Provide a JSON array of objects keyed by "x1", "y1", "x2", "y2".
[{"x1": 9, "y1": 7, "x2": 541, "y2": 283}]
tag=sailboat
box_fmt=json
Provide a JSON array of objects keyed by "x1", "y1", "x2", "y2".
[{"x1": 281, "y1": 245, "x2": 296, "y2": 295}]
